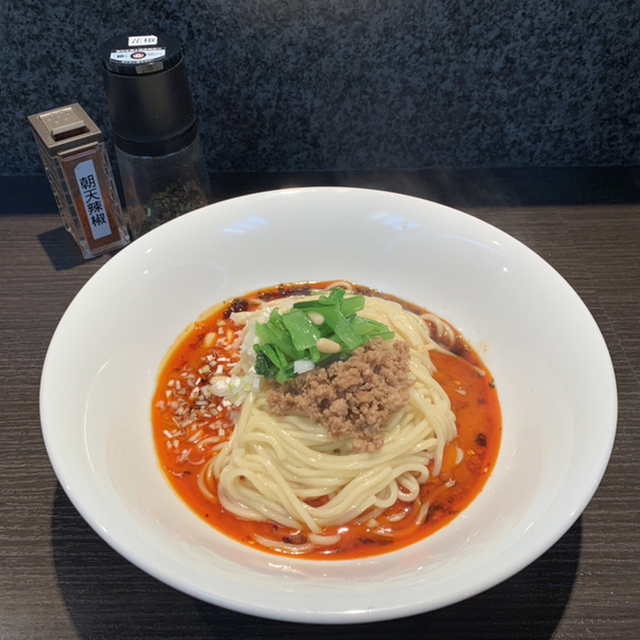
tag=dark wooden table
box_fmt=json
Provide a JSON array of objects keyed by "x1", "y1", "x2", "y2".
[{"x1": 1, "y1": 170, "x2": 638, "y2": 639}]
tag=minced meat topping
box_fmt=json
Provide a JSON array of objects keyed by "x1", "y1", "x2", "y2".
[{"x1": 267, "y1": 337, "x2": 414, "y2": 452}]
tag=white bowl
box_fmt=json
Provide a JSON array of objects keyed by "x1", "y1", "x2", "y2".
[{"x1": 40, "y1": 187, "x2": 617, "y2": 623}]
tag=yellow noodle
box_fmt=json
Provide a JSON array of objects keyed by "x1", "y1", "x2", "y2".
[{"x1": 205, "y1": 295, "x2": 457, "y2": 533}]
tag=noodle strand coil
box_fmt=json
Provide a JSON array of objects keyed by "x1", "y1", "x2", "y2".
[{"x1": 206, "y1": 296, "x2": 457, "y2": 533}]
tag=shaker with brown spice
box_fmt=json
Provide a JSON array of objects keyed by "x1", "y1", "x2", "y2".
[{"x1": 100, "y1": 33, "x2": 211, "y2": 237}]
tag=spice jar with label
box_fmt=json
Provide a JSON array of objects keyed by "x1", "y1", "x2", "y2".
[
  {"x1": 100, "y1": 33, "x2": 211, "y2": 237},
  {"x1": 28, "y1": 103, "x2": 130, "y2": 259}
]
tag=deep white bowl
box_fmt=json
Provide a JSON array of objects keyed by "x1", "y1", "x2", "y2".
[{"x1": 40, "y1": 187, "x2": 617, "y2": 623}]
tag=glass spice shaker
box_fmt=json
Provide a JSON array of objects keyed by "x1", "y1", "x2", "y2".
[{"x1": 100, "y1": 33, "x2": 211, "y2": 237}]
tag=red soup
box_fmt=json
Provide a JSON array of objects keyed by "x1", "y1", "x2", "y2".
[{"x1": 152, "y1": 282, "x2": 501, "y2": 559}]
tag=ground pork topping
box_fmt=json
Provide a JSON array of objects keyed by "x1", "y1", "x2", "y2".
[{"x1": 267, "y1": 337, "x2": 414, "y2": 452}]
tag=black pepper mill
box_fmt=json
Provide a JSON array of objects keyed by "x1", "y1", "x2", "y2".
[{"x1": 100, "y1": 33, "x2": 211, "y2": 237}]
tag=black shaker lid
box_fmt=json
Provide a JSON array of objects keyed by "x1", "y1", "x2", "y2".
[{"x1": 100, "y1": 32, "x2": 197, "y2": 155}]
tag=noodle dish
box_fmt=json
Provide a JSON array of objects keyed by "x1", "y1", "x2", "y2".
[
  {"x1": 40, "y1": 187, "x2": 617, "y2": 623},
  {"x1": 153, "y1": 282, "x2": 501, "y2": 559}
]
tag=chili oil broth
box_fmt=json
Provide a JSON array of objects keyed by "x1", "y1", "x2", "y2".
[{"x1": 152, "y1": 283, "x2": 501, "y2": 559}]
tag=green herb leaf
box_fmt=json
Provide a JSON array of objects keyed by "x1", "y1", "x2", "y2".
[
  {"x1": 255, "y1": 313, "x2": 302, "y2": 360},
  {"x1": 339, "y1": 294, "x2": 365, "y2": 317},
  {"x1": 318, "y1": 306, "x2": 362, "y2": 350},
  {"x1": 281, "y1": 309, "x2": 322, "y2": 351},
  {"x1": 292, "y1": 287, "x2": 344, "y2": 309},
  {"x1": 254, "y1": 346, "x2": 279, "y2": 378},
  {"x1": 275, "y1": 362, "x2": 296, "y2": 384},
  {"x1": 349, "y1": 316, "x2": 394, "y2": 340},
  {"x1": 253, "y1": 288, "x2": 395, "y2": 382}
]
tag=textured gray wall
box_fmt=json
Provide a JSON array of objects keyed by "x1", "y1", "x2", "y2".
[{"x1": 1, "y1": 0, "x2": 638, "y2": 175}]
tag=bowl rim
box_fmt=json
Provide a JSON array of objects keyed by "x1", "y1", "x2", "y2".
[{"x1": 40, "y1": 186, "x2": 618, "y2": 623}]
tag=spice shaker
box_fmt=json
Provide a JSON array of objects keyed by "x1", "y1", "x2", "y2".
[
  {"x1": 100, "y1": 33, "x2": 211, "y2": 237},
  {"x1": 28, "y1": 103, "x2": 130, "y2": 259}
]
